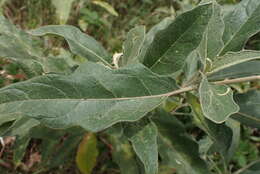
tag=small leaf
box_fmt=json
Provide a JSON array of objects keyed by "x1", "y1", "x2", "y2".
[
  {"x1": 199, "y1": 76, "x2": 239, "y2": 123},
  {"x1": 232, "y1": 90, "x2": 260, "y2": 128},
  {"x1": 29, "y1": 25, "x2": 111, "y2": 66},
  {"x1": 121, "y1": 26, "x2": 145, "y2": 66},
  {"x1": 13, "y1": 135, "x2": 30, "y2": 166},
  {"x1": 52, "y1": 0, "x2": 75, "y2": 24},
  {"x1": 125, "y1": 119, "x2": 158, "y2": 174},
  {"x1": 220, "y1": 0, "x2": 260, "y2": 55},
  {"x1": 92, "y1": 1, "x2": 118, "y2": 17},
  {"x1": 142, "y1": 3, "x2": 213, "y2": 74},
  {"x1": 76, "y1": 133, "x2": 99, "y2": 174}
]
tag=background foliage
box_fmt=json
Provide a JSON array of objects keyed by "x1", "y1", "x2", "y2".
[{"x1": 0, "y1": 0, "x2": 259, "y2": 174}]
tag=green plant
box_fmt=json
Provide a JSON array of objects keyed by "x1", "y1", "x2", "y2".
[{"x1": 0, "y1": 0, "x2": 260, "y2": 173}]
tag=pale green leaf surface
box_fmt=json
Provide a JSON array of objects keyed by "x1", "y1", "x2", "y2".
[
  {"x1": 232, "y1": 90, "x2": 260, "y2": 129},
  {"x1": 199, "y1": 76, "x2": 239, "y2": 123},
  {"x1": 208, "y1": 60, "x2": 260, "y2": 81},
  {"x1": 199, "y1": 0, "x2": 224, "y2": 60},
  {"x1": 142, "y1": 3, "x2": 213, "y2": 74},
  {"x1": 0, "y1": 62, "x2": 177, "y2": 132},
  {"x1": 125, "y1": 120, "x2": 158, "y2": 174},
  {"x1": 29, "y1": 25, "x2": 111, "y2": 66},
  {"x1": 138, "y1": 17, "x2": 174, "y2": 63},
  {"x1": 220, "y1": 0, "x2": 260, "y2": 55},
  {"x1": 153, "y1": 110, "x2": 211, "y2": 174},
  {"x1": 121, "y1": 26, "x2": 145, "y2": 66},
  {"x1": 209, "y1": 51, "x2": 260, "y2": 74},
  {"x1": 52, "y1": 0, "x2": 75, "y2": 24}
]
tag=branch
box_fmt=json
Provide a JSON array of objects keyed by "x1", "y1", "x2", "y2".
[{"x1": 165, "y1": 75, "x2": 260, "y2": 97}]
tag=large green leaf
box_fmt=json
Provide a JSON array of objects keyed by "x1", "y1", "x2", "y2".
[
  {"x1": 0, "y1": 62, "x2": 177, "y2": 132},
  {"x1": 52, "y1": 0, "x2": 75, "y2": 24},
  {"x1": 121, "y1": 26, "x2": 145, "y2": 66},
  {"x1": 219, "y1": 0, "x2": 260, "y2": 55},
  {"x1": 142, "y1": 3, "x2": 213, "y2": 74},
  {"x1": 153, "y1": 110, "x2": 211, "y2": 174},
  {"x1": 232, "y1": 90, "x2": 260, "y2": 128},
  {"x1": 208, "y1": 60, "x2": 260, "y2": 81},
  {"x1": 199, "y1": 76, "x2": 239, "y2": 123},
  {"x1": 125, "y1": 119, "x2": 158, "y2": 174},
  {"x1": 29, "y1": 25, "x2": 111, "y2": 66},
  {"x1": 209, "y1": 51, "x2": 260, "y2": 74}
]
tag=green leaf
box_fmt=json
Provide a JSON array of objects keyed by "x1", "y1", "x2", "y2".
[
  {"x1": 121, "y1": 26, "x2": 145, "y2": 66},
  {"x1": 232, "y1": 90, "x2": 260, "y2": 128},
  {"x1": 0, "y1": 15, "x2": 44, "y2": 77},
  {"x1": 183, "y1": 50, "x2": 202, "y2": 85},
  {"x1": 76, "y1": 133, "x2": 99, "y2": 174},
  {"x1": 138, "y1": 17, "x2": 174, "y2": 63},
  {"x1": 199, "y1": 0, "x2": 225, "y2": 60},
  {"x1": 52, "y1": 0, "x2": 75, "y2": 24},
  {"x1": 153, "y1": 110, "x2": 211, "y2": 174},
  {"x1": 29, "y1": 25, "x2": 111, "y2": 66},
  {"x1": 142, "y1": 3, "x2": 213, "y2": 74},
  {"x1": 125, "y1": 119, "x2": 158, "y2": 174},
  {"x1": 209, "y1": 51, "x2": 260, "y2": 74},
  {"x1": 199, "y1": 76, "x2": 239, "y2": 123},
  {"x1": 187, "y1": 93, "x2": 239, "y2": 163},
  {"x1": 92, "y1": 1, "x2": 118, "y2": 17},
  {"x1": 219, "y1": 0, "x2": 260, "y2": 55},
  {"x1": 108, "y1": 126, "x2": 140, "y2": 174},
  {"x1": 13, "y1": 135, "x2": 30, "y2": 166},
  {"x1": 0, "y1": 62, "x2": 177, "y2": 132},
  {"x1": 0, "y1": 15, "x2": 76, "y2": 76},
  {"x1": 225, "y1": 119, "x2": 240, "y2": 162},
  {"x1": 208, "y1": 60, "x2": 260, "y2": 81}
]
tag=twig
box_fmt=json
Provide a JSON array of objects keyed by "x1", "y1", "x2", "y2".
[{"x1": 233, "y1": 159, "x2": 260, "y2": 174}]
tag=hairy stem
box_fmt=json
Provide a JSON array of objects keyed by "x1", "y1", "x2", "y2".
[{"x1": 165, "y1": 75, "x2": 260, "y2": 97}]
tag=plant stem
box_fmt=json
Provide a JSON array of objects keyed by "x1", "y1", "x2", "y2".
[
  {"x1": 165, "y1": 75, "x2": 260, "y2": 97},
  {"x1": 213, "y1": 75, "x2": 260, "y2": 85}
]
